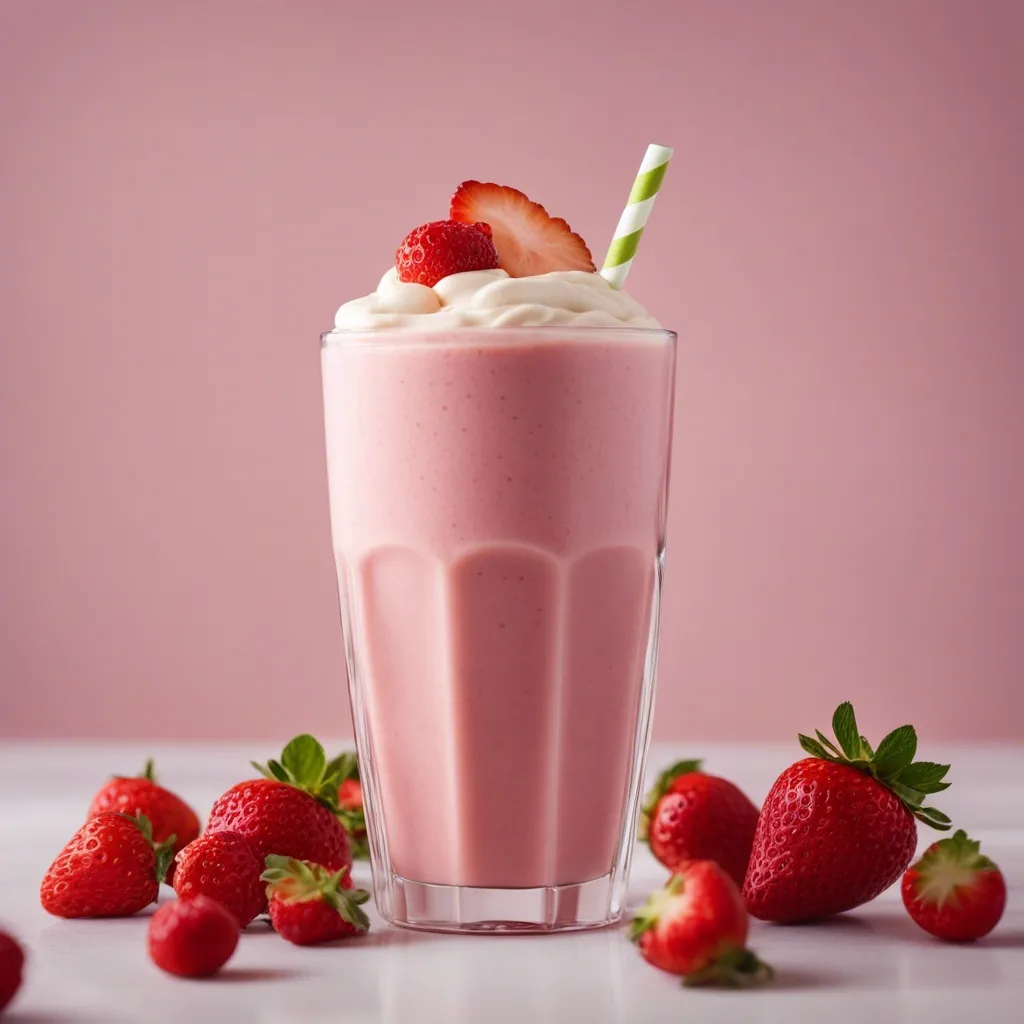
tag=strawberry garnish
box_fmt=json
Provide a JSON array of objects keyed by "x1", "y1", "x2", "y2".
[
  {"x1": 395, "y1": 219, "x2": 498, "y2": 287},
  {"x1": 449, "y1": 181, "x2": 595, "y2": 278},
  {"x1": 743, "y1": 702, "x2": 953, "y2": 924},
  {"x1": 631, "y1": 861, "x2": 773, "y2": 988},
  {"x1": 902, "y1": 830, "x2": 1007, "y2": 942}
]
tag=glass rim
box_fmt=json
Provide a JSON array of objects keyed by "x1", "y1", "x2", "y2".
[{"x1": 321, "y1": 325, "x2": 677, "y2": 348}]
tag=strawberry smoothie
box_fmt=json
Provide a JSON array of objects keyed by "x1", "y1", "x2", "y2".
[
  {"x1": 323, "y1": 326, "x2": 674, "y2": 922},
  {"x1": 321, "y1": 178, "x2": 676, "y2": 930}
]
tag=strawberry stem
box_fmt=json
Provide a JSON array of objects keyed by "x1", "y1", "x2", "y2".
[{"x1": 683, "y1": 947, "x2": 775, "y2": 988}]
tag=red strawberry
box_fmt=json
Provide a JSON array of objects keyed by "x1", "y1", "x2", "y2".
[
  {"x1": 40, "y1": 813, "x2": 174, "y2": 918},
  {"x1": 172, "y1": 831, "x2": 265, "y2": 928},
  {"x1": 743, "y1": 702, "x2": 952, "y2": 924},
  {"x1": 902, "y1": 830, "x2": 1006, "y2": 942},
  {"x1": 262, "y1": 855, "x2": 370, "y2": 946},
  {"x1": 450, "y1": 181, "x2": 596, "y2": 277},
  {"x1": 87, "y1": 759, "x2": 200, "y2": 885},
  {"x1": 640, "y1": 759, "x2": 759, "y2": 887},
  {"x1": 335, "y1": 751, "x2": 368, "y2": 860},
  {"x1": 0, "y1": 931, "x2": 24, "y2": 1014},
  {"x1": 395, "y1": 219, "x2": 498, "y2": 287},
  {"x1": 206, "y1": 736, "x2": 351, "y2": 890},
  {"x1": 148, "y1": 895, "x2": 239, "y2": 978},
  {"x1": 630, "y1": 861, "x2": 773, "y2": 987}
]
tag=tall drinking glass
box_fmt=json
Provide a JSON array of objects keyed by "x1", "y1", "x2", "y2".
[{"x1": 321, "y1": 326, "x2": 677, "y2": 932}]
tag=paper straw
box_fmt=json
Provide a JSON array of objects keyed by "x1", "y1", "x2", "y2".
[{"x1": 600, "y1": 143, "x2": 673, "y2": 289}]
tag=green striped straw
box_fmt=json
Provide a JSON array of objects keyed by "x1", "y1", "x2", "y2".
[{"x1": 600, "y1": 143, "x2": 673, "y2": 289}]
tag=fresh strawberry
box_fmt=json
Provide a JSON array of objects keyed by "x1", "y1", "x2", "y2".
[
  {"x1": 902, "y1": 830, "x2": 1006, "y2": 942},
  {"x1": 334, "y1": 751, "x2": 368, "y2": 859},
  {"x1": 40, "y1": 812, "x2": 174, "y2": 918},
  {"x1": 743, "y1": 702, "x2": 952, "y2": 924},
  {"x1": 87, "y1": 759, "x2": 200, "y2": 885},
  {"x1": 395, "y1": 219, "x2": 498, "y2": 287},
  {"x1": 640, "y1": 759, "x2": 759, "y2": 887},
  {"x1": 148, "y1": 895, "x2": 239, "y2": 978},
  {"x1": 449, "y1": 181, "x2": 596, "y2": 277},
  {"x1": 0, "y1": 931, "x2": 24, "y2": 1014},
  {"x1": 630, "y1": 861, "x2": 773, "y2": 987},
  {"x1": 206, "y1": 736, "x2": 351, "y2": 892},
  {"x1": 262, "y1": 856, "x2": 370, "y2": 946},
  {"x1": 172, "y1": 831, "x2": 265, "y2": 928}
]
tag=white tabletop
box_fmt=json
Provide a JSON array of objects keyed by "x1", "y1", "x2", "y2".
[{"x1": 1, "y1": 741, "x2": 1020, "y2": 1023}]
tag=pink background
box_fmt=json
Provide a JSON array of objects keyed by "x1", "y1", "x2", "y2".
[{"x1": 2, "y1": 1, "x2": 1022, "y2": 742}]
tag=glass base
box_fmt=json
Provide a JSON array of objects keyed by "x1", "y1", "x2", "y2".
[{"x1": 376, "y1": 872, "x2": 626, "y2": 934}]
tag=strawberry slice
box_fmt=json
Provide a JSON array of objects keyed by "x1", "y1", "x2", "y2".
[{"x1": 450, "y1": 181, "x2": 596, "y2": 278}]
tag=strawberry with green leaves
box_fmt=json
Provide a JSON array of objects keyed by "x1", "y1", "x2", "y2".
[
  {"x1": 40, "y1": 813, "x2": 174, "y2": 918},
  {"x1": 631, "y1": 861, "x2": 773, "y2": 987},
  {"x1": 902, "y1": 830, "x2": 1006, "y2": 942},
  {"x1": 262, "y1": 856, "x2": 370, "y2": 945},
  {"x1": 744, "y1": 702, "x2": 952, "y2": 923},
  {"x1": 640, "y1": 759, "x2": 759, "y2": 887},
  {"x1": 206, "y1": 736, "x2": 352, "y2": 877}
]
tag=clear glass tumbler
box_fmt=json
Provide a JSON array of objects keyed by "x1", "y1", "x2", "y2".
[{"x1": 321, "y1": 326, "x2": 677, "y2": 932}]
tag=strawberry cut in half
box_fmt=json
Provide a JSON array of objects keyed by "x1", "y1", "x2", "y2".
[
  {"x1": 902, "y1": 830, "x2": 1007, "y2": 942},
  {"x1": 450, "y1": 181, "x2": 595, "y2": 278}
]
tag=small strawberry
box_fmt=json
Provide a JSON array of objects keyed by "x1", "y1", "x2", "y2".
[
  {"x1": 0, "y1": 930, "x2": 25, "y2": 1014},
  {"x1": 40, "y1": 813, "x2": 174, "y2": 918},
  {"x1": 630, "y1": 861, "x2": 773, "y2": 987},
  {"x1": 148, "y1": 895, "x2": 239, "y2": 978},
  {"x1": 173, "y1": 831, "x2": 265, "y2": 928},
  {"x1": 450, "y1": 181, "x2": 596, "y2": 277},
  {"x1": 640, "y1": 758, "x2": 759, "y2": 887},
  {"x1": 902, "y1": 830, "x2": 1006, "y2": 942},
  {"x1": 395, "y1": 219, "x2": 498, "y2": 287},
  {"x1": 744, "y1": 702, "x2": 952, "y2": 924},
  {"x1": 334, "y1": 751, "x2": 368, "y2": 860},
  {"x1": 87, "y1": 759, "x2": 200, "y2": 885},
  {"x1": 206, "y1": 736, "x2": 352, "y2": 888},
  {"x1": 262, "y1": 856, "x2": 370, "y2": 946}
]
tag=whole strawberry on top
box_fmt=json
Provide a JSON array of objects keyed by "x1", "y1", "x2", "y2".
[
  {"x1": 902, "y1": 830, "x2": 1006, "y2": 942},
  {"x1": 334, "y1": 751, "x2": 368, "y2": 860},
  {"x1": 744, "y1": 701, "x2": 952, "y2": 923},
  {"x1": 206, "y1": 736, "x2": 351, "y2": 878},
  {"x1": 40, "y1": 813, "x2": 174, "y2": 918},
  {"x1": 631, "y1": 860, "x2": 773, "y2": 987},
  {"x1": 395, "y1": 220, "x2": 498, "y2": 287},
  {"x1": 262, "y1": 856, "x2": 370, "y2": 946},
  {"x1": 640, "y1": 758, "x2": 759, "y2": 887},
  {"x1": 173, "y1": 831, "x2": 265, "y2": 928},
  {"x1": 87, "y1": 759, "x2": 200, "y2": 884}
]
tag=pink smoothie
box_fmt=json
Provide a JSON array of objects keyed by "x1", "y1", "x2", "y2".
[{"x1": 322, "y1": 328, "x2": 675, "y2": 889}]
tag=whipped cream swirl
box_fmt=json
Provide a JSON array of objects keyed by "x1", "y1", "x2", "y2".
[{"x1": 333, "y1": 268, "x2": 660, "y2": 331}]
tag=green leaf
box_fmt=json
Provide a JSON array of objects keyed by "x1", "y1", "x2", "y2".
[
  {"x1": 280, "y1": 735, "x2": 327, "y2": 788},
  {"x1": 798, "y1": 734, "x2": 833, "y2": 761},
  {"x1": 894, "y1": 761, "x2": 950, "y2": 789},
  {"x1": 831, "y1": 703, "x2": 861, "y2": 760},
  {"x1": 915, "y1": 806, "x2": 953, "y2": 831},
  {"x1": 873, "y1": 725, "x2": 918, "y2": 777},
  {"x1": 153, "y1": 835, "x2": 177, "y2": 885},
  {"x1": 140, "y1": 759, "x2": 157, "y2": 782},
  {"x1": 325, "y1": 751, "x2": 360, "y2": 783},
  {"x1": 889, "y1": 780, "x2": 925, "y2": 809},
  {"x1": 814, "y1": 730, "x2": 842, "y2": 757},
  {"x1": 859, "y1": 735, "x2": 875, "y2": 758},
  {"x1": 914, "y1": 780, "x2": 951, "y2": 795}
]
